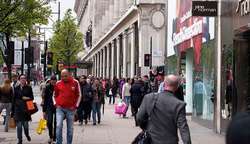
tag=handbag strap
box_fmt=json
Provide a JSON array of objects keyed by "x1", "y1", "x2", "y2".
[{"x1": 148, "y1": 93, "x2": 159, "y2": 120}]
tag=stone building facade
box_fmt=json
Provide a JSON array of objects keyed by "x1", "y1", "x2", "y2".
[{"x1": 74, "y1": 0, "x2": 167, "y2": 78}]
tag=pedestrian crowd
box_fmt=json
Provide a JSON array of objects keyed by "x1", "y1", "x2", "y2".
[{"x1": 0, "y1": 68, "x2": 248, "y2": 144}]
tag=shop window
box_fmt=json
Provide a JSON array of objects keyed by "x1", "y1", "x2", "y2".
[{"x1": 193, "y1": 40, "x2": 215, "y2": 120}]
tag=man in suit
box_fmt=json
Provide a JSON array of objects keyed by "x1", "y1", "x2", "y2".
[{"x1": 137, "y1": 75, "x2": 191, "y2": 144}]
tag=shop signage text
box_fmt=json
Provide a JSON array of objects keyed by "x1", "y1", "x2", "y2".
[
  {"x1": 192, "y1": 1, "x2": 218, "y2": 17},
  {"x1": 173, "y1": 19, "x2": 203, "y2": 46},
  {"x1": 236, "y1": 0, "x2": 250, "y2": 16}
]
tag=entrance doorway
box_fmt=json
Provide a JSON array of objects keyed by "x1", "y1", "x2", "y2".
[
  {"x1": 234, "y1": 30, "x2": 250, "y2": 112},
  {"x1": 221, "y1": 30, "x2": 250, "y2": 131}
]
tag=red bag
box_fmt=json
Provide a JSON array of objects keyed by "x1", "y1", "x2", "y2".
[{"x1": 26, "y1": 100, "x2": 38, "y2": 115}]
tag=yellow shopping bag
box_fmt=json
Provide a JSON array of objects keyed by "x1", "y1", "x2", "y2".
[{"x1": 36, "y1": 118, "x2": 47, "y2": 135}]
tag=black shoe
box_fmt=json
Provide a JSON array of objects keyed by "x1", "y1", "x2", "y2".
[
  {"x1": 26, "y1": 135, "x2": 31, "y2": 141},
  {"x1": 97, "y1": 120, "x2": 100, "y2": 124},
  {"x1": 79, "y1": 121, "x2": 83, "y2": 126},
  {"x1": 93, "y1": 123, "x2": 96, "y2": 125},
  {"x1": 85, "y1": 120, "x2": 88, "y2": 125},
  {"x1": 17, "y1": 140, "x2": 22, "y2": 144}
]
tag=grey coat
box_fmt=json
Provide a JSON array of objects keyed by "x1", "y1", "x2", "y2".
[{"x1": 136, "y1": 91, "x2": 191, "y2": 144}]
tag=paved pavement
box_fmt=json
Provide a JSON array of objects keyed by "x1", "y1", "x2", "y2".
[{"x1": 0, "y1": 86, "x2": 225, "y2": 144}]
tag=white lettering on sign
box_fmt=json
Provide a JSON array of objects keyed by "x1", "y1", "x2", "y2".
[
  {"x1": 236, "y1": 0, "x2": 250, "y2": 16},
  {"x1": 173, "y1": 19, "x2": 203, "y2": 46},
  {"x1": 194, "y1": 5, "x2": 217, "y2": 13},
  {"x1": 180, "y1": 10, "x2": 192, "y2": 23}
]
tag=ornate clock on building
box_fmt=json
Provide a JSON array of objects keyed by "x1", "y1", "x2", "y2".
[{"x1": 151, "y1": 10, "x2": 165, "y2": 30}]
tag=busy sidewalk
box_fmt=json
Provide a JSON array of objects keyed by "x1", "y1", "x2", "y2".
[{"x1": 0, "y1": 86, "x2": 224, "y2": 144}]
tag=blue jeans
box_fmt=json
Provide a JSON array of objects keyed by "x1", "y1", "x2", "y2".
[
  {"x1": 56, "y1": 107, "x2": 75, "y2": 144},
  {"x1": 124, "y1": 96, "x2": 131, "y2": 108},
  {"x1": 92, "y1": 102, "x2": 101, "y2": 124},
  {"x1": 0, "y1": 103, "x2": 12, "y2": 132},
  {"x1": 16, "y1": 121, "x2": 29, "y2": 142}
]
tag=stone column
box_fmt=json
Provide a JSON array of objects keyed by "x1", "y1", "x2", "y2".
[
  {"x1": 95, "y1": 54, "x2": 98, "y2": 77},
  {"x1": 103, "y1": 48, "x2": 106, "y2": 78},
  {"x1": 97, "y1": 52, "x2": 100, "y2": 78},
  {"x1": 106, "y1": 45, "x2": 110, "y2": 78},
  {"x1": 116, "y1": 36, "x2": 121, "y2": 78},
  {"x1": 91, "y1": 58, "x2": 94, "y2": 76},
  {"x1": 99, "y1": 50, "x2": 103, "y2": 78},
  {"x1": 130, "y1": 25, "x2": 136, "y2": 78},
  {"x1": 111, "y1": 40, "x2": 115, "y2": 79},
  {"x1": 98, "y1": 52, "x2": 101, "y2": 77},
  {"x1": 93, "y1": 57, "x2": 96, "y2": 76},
  {"x1": 122, "y1": 31, "x2": 128, "y2": 78}
]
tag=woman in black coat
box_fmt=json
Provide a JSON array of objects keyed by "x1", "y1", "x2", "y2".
[{"x1": 12, "y1": 75, "x2": 34, "y2": 144}]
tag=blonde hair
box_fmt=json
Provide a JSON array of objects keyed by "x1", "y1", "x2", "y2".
[{"x1": 0, "y1": 79, "x2": 12, "y2": 94}]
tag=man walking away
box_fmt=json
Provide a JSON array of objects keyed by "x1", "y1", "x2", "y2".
[
  {"x1": 54, "y1": 69, "x2": 81, "y2": 144},
  {"x1": 137, "y1": 75, "x2": 191, "y2": 144},
  {"x1": 43, "y1": 76, "x2": 57, "y2": 143}
]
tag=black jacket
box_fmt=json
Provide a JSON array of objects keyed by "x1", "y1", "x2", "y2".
[
  {"x1": 130, "y1": 81, "x2": 145, "y2": 109},
  {"x1": 12, "y1": 85, "x2": 34, "y2": 121},
  {"x1": 42, "y1": 83, "x2": 55, "y2": 112},
  {"x1": 175, "y1": 85, "x2": 184, "y2": 101},
  {"x1": 81, "y1": 82, "x2": 93, "y2": 102}
]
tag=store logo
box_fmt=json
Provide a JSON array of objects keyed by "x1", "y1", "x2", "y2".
[{"x1": 236, "y1": 0, "x2": 250, "y2": 16}]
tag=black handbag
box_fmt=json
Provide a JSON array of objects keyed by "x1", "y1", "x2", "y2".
[
  {"x1": 132, "y1": 130, "x2": 152, "y2": 144},
  {"x1": 132, "y1": 93, "x2": 159, "y2": 144}
]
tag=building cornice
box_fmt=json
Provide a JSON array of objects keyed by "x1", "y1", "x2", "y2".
[{"x1": 81, "y1": 5, "x2": 138, "y2": 61}]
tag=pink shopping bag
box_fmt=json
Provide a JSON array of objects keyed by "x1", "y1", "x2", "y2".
[{"x1": 115, "y1": 102, "x2": 128, "y2": 115}]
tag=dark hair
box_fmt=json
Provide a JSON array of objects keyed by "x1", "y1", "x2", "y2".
[
  {"x1": 82, "y1": 75, "x2": 87, "y2": 79},
  {"x1": 18, "y1": 74, "x2": 26, "y2": 80},
  {"x1": 126, "y1": 78, "x2": 130, "y2": 83},
  {"x1": 226, "y1": 112, "x2": 250, "y2": 144},
  {"x1": 50, "y1": 75, "x2": 57, "y2": 81}
]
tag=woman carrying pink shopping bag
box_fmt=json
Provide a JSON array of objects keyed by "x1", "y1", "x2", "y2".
[{"x1": 121, "y1": 78, "x2": 132, "y2": 118}]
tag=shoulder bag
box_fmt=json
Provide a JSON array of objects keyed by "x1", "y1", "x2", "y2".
[{"x1": 132, "y1": 93, "x2": 159, "y2": 144}]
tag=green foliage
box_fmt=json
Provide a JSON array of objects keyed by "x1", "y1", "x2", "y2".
[
  {"x1": 49, "y1": 9, "x2": 84, "y2": 69},
  {"x1": 167, "y1": 55, "x2": 178, "y2": 74},
  {"x1": 0, "y1": 52, "x2": 3, "y2": 65},
  {"x1": 0, "y1": 0, "x2": 51, "y2": 36}
]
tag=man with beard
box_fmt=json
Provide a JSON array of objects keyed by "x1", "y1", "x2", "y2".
[{"x1": 78, "y1": 75, "x2": 93, "y2": 125}]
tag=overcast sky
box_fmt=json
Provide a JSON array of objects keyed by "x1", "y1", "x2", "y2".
[{"x1": 44, "y1": 0, "x2": 76, "y2": 40}]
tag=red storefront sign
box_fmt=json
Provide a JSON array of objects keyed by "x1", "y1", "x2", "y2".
[{"x1": 173, "y1": 0, "x2": 211, "y2": 67}]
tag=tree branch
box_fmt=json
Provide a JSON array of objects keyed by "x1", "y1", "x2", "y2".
[{"x1": 0, "y1": 1, "x2": 22, "y2": 25}]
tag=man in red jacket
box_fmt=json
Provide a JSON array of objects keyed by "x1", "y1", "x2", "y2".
[{"x1": 54, "y1": 69, "x2": 81, "y2": 144}]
